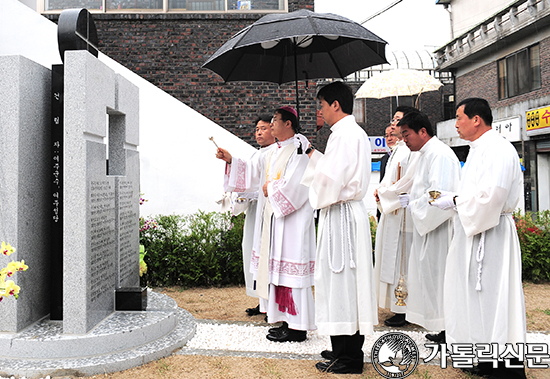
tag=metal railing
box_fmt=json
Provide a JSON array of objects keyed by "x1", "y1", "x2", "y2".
[{"x1": 434, "y1": 0, "x2": 549, "y2": 68}]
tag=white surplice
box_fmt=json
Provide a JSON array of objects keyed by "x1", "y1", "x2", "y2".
[
  {"x1": 374, "y1": 141, "x2": 416, "y2": 312},
  {"x1": 405, "y1": 136, "x2": 460, "y2": 331},
  {"x1": 225, "y1": 135, "x2": 316, "y2": 331},
  {"x1": 224, "y1": 145, "x2": 275, "y2": 298},
  {"x1": 445, "y1": 129, "x2": 526, "y2": 348},
  {"x1": 301, "y1": 115, "x2": 377, "y2": 336}
]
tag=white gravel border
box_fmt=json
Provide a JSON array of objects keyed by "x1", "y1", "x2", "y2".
[{"x1": 183, "y1": 322, "x2": 550, "y2": 361}]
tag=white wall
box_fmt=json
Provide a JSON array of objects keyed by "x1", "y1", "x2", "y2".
[{"x1": 436, "y1": 119, "x2": 469, "y2": 147}]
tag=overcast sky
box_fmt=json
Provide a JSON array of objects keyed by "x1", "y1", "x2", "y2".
[{"x1": 314, "y1": 0, "x2": 452, "y2": 52}]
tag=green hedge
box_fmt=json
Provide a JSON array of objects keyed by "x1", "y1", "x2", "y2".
[
  {"x1": 514, "y1": 210, "x2": 550, "y2": 283},
  {"x1": 139, "y1": 211, "x2": 245, "y2": 287},
  {"x1": 139, "y1": 209, "x2": 550, "y2": 287}
]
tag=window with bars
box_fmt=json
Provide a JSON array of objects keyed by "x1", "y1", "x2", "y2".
[
  {"x1": 43, "y1": 0, "x2": 286, "y2": 12},
  {"x1": 498, "y1": 44, "x2": 541, "y2": 100}
]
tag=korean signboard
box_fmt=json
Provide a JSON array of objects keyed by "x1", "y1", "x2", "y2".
[
  {"x1": 369, "y1": 136, "x2": 391, "y2": 153},
  {"x1": 526, "y1": 105, "x2": 550, "y2": 136},
  {"x1": 493, "y1": 117, "x2": 521, "y2": 142}
]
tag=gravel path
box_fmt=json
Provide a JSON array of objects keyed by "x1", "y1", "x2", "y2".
[{"x1": 178, "y1": 320, "x2": 550, "y2": 363}]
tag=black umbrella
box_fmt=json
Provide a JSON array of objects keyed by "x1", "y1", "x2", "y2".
[{"x1": 202, "y1": 9, "x2": 388, "y2": 123}]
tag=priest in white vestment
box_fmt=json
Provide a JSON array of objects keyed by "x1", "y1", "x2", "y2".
[
  {"x1": 223, "y1": 115, "x2": 276, "y2": 315},
  {"x1": 217, "y1": 106, "x2": 316, "y2": 343},
  {"x1": 301, "y1": 82, "x2": 376, "y2": 375},
  {"x1": 395, "y1": 111, "x2": 460, "y2": 339},
  {"x1": 374, "y1": 106, "x2": 419, "y2": 327},
  {"x1": 432, "y1": 98, "x2": 526, "y2": 379}
]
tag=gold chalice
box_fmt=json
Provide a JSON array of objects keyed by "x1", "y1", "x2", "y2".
[{"x1": 428, "y1": 190, "x2": 441, "y2": 203}]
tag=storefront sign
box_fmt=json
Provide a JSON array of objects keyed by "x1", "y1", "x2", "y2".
[
  {"x1": 526, "y1": 106, "x2": 550, "y2": 136},
  {"x1": 493, "y1": 117, "x2": 521, "y2": 142},
  {"x1": 369, "y1": 136, "x2": 391, "y2": 153}
]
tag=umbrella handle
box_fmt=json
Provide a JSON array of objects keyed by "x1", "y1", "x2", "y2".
[{"x1": 293, "y1": 42, "x2": 300, "y2": 130}]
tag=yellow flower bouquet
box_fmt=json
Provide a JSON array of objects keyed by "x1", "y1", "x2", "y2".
[{"x1": 0, "y1": 241, "x2": 28, "y2": 301}]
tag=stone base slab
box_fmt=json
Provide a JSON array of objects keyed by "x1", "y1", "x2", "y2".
[{"x1": 0, "y1": 290, "x2": 195, "y2": 378}]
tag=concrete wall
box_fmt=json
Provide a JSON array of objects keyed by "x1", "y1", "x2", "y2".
[
  {"x1": 0, "y1": 55, "x2": 51, "y2": 332},
  {"x1": 450, "y1": 0, "x2": 516, "y2": 37}
]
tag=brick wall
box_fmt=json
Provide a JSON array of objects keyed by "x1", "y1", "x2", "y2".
[
  {"x1": 456, "y1": 63, "x2": 498, "y2": 107},
  {"x1": 355, "y1": 83, "x2": 448, "y2": 137},
  {"x1": 456, "y1": 37, "x2": 550, "y2": 110}
]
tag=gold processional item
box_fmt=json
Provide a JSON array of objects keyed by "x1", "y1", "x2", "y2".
[
  {"x1": 394, "y1": 165, "x2": 408, "y2": 306},
  {"x1": 209, "y1": 136, "x2": 219, "y2": 149},
  {"x1": 428, "y1": 190, "x2": 441, "y2": 203},
  {"x1": 393, "y1": 163, "x2": 401, "y2": 216}
]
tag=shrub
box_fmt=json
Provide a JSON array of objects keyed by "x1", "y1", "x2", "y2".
[
  {"x1": 369, "y1": 214, "x2": 377, "y2": 252},
  {"x1": 514, "y1": 210, "x2": 550, "y2": 283},
  {"x1": 139, "y1": 211, "x2": 245, "y2": 287}
]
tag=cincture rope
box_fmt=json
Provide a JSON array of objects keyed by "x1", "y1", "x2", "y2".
[
  {"x1": 475, "y1": 231, "x2": 485, "y2": 291},
  {"x1": 327, "y1": 202, "x2": 356, "y2": 274},
  {"x1": 475, "y1": 212, "x2": 512, "y2": 291}
]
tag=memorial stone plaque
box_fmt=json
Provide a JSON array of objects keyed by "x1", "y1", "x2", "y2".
[
  {"x1": 63, "y1": 50, "x2": 139, "y2": 333},
  {"x1": 116, "y1": 178, "x2": 139, "y2": 287},
  {"x1": 89, "y1": 178, "x2": 116, "y2": 304}
]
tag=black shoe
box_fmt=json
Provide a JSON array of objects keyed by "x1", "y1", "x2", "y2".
[
  {"x1": 266, "y1": 328, "x2": 307, "y2": 342},
  {"x1": 321, "y1": 350, "x2": 335, "y2": 361},
  {"x1": 315, "y1": 361, "x2": 362, "y2": 374},
  {"x1": 461, "y1": 365, "x2": 492, "y2": 377},
  {"x1": 384, "y1": 313, "x2": 408, "y2": 327},
  {"x1": 425, "y1": 331, "x2": 446, "y2": 343},
  {"x1": 268, "y1": 321, "x2": 288, "y2": 335},
  {"x1": 245, "y1": 305, "x2": 261, "y2": 316}
]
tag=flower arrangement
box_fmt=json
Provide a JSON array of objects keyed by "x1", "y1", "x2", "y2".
[
  {"x1": 0, "y1": 241, "x2": 28, "y2": 301},
  {"x1": 139, "y1": 217, "x2": 158, "y2": 232},
  {"x1": 139, "y1": 195, "x2": 148, "y2": 206},
  {"x1": 139, "y1": 244, "x2": 147, "y2": 277},
  {"x1": 138, "y1": 193, "x2": 154, "y2": 278}
]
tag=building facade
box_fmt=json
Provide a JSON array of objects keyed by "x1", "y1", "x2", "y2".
[{"x1": 435, "y1": 0, "x2": 550, "y2": 211}]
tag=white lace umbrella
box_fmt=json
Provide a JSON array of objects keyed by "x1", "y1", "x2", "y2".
[{"x1": 355, "y1": 69, "x2": 443, "y2": 100}]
